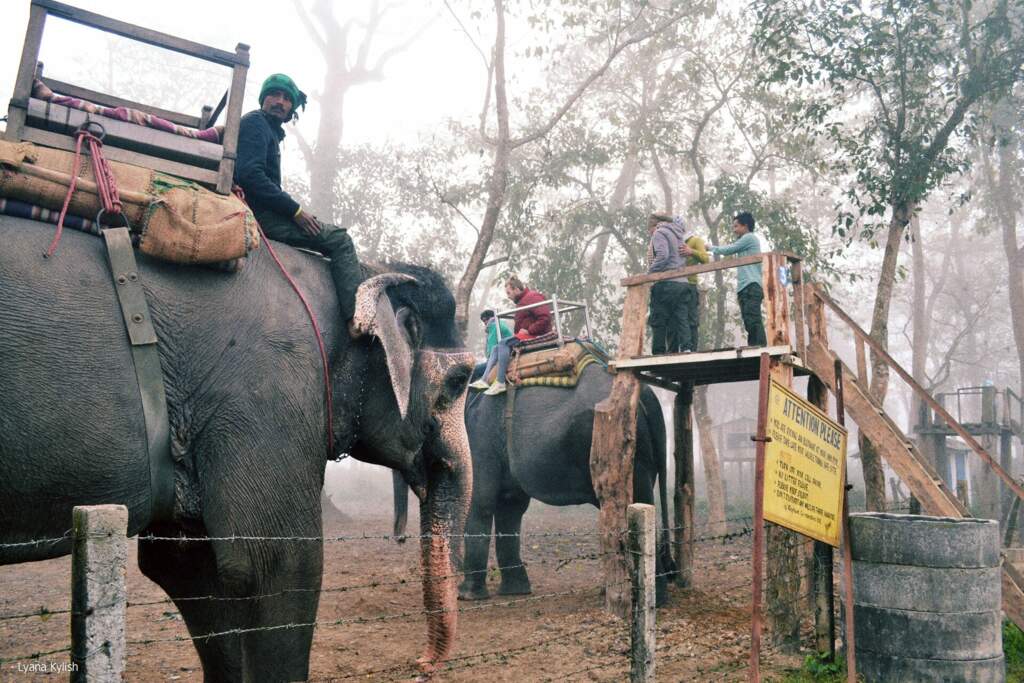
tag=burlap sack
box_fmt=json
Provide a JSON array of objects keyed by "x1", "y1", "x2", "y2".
[{"x1": 0, "y1": 139, "x2": 259, "y2": 264}]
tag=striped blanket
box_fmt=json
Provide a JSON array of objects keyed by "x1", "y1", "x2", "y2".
[{"x1": 32, "y1": 80, "x2": 222, "y2": 143}]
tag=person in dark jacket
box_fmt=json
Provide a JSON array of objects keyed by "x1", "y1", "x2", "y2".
[
  {"x1": 234, "y1": 73, "x2": 362, "y2": 326},
  {"x1": 470, "y1": 275, "x2": 552, "y2": 395},
  {"x1": 647, "y1": 213, "x2": 701, "y2": 354}
]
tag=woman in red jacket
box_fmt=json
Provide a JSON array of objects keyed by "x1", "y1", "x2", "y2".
[{"x1": 468, "y1": 275, "x2": 552, "y2": 395}]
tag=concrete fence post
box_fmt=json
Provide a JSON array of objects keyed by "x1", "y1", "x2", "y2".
[
  {"x1": 628, "y1": 503, "x2": 656, "y2": 683},
  {"x1": 71, "y1": 504, "x2": 128, "y2": 682}
]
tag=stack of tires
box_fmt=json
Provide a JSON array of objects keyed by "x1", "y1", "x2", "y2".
[{"x1": 846, "y1": 512, "x2": 1004, "y2": 682}]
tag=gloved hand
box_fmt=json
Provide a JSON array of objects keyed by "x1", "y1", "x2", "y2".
[{"x1": 515, "y1": 329, "x2": 531, "y2": 341}]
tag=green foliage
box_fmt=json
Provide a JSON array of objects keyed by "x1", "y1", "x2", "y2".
[
  {"x1": 779, "y1": 652, "x2": 844, "y2": 682},
  {"x1": 753, "y1": 0, "x2": 1024, "y2": 242},
  {"x1": 1005, "y1": 620, "x2": 1024, "y2": 681}
]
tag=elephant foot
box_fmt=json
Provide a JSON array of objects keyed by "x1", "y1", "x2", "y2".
[
  {"x1": 458, "y1": 581, "x2": 490, "y2": 601},
  {"x1": 497, "y1": 569, "x2": 532, "y2": 596}
]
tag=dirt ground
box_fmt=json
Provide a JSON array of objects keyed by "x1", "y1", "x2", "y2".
[{"x1": 1, "y1": 501, "x2": 810, "y2": 682}]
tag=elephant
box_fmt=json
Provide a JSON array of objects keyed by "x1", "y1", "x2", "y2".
[
  {"x1": 0, "y1": 218, "x2": 474, "y2": 682},
  {"x1": 394, "y1": 360, "x2": 674, "y2": 604}
]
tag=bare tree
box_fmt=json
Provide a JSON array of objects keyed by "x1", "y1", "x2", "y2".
[{"x1": 292, "y1": 0, "x2": 432, "y2": 221}]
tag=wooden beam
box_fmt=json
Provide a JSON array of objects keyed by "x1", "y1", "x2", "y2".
[
  {"x1": 32, "y1": 0, "x2": 248, "y2": 67},
  {"x1": 26, "y1": 99, "x2": 222, "y2": 165},
  {"x1": 621, "y1": 254, "x2": 763, "y2": 286},
  {"x1": 590, "y1": 283, "x2": 649, "y2": 618},
  {"x1": 805, "y1": 340, "x2": 964, "y2": 516},
  {"x1": 855, "y1": 337, "x2": 867, "y2": 385},
  {"x1": 19, "y1": 127, "x2": 219, "y2": 187},
  {"x1": 39, "y1": 78, "x2": 201, "y2": 128},
  {"x1": 613, "y1": 345, "x2": 795, "y2": 369},
  {"x1": 763, "y1": 252, "x2": 792, "y2": 350},
  {"x1": 791, "y1": 261, "x2": 806, "y2": 359},
  {"x1": 673, "y1": 384, "x2": 695, "y2": 588},
  {"x1": 217, "y1": 43, "x2": 249, "y2": 194},
  {"x1": 5, "y1": 3, "x2": 47, "y2": 142}
]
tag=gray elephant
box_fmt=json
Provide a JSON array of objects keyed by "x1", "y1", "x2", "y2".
[
  {"x1": 394, "y1": 361, "x2": 674, "y2": 603},
  {"x1": 0, "y1": 219, "x2": 473, "y2": 682}
]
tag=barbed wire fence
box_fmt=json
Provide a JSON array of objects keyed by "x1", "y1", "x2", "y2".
[{"x1": 0, "y1": 507, "x2": 837, "y2": 681}]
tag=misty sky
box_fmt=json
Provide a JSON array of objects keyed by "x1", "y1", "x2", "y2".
[{"x1": 0, "y1": 0, "x2": 490, "y2": 146}]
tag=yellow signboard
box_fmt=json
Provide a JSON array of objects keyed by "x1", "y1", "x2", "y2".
[{"x1": 763, "y1": 380, "x2": 848, "y2": 546}]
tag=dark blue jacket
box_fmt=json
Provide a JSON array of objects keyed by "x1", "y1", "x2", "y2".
[{"x1": 234, "y1": 110, "x2": 301, "y2": 217}]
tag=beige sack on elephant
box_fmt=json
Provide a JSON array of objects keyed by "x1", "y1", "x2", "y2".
[{"x1": 0, "y1": 139, "x2": 259, "y2": 264}]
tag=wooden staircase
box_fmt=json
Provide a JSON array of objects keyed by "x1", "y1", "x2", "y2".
[{"x1": 803, "y1": 285, "x2": 1024, "y2": 631}]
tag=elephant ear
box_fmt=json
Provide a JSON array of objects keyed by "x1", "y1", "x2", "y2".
[{"x1": 351, "y1": 273, "x2": 420, "y2": 418}]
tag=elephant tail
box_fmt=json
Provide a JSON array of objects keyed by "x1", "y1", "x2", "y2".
[
  {"x1": 641, "y1": 390, "x2": 677, "y2": 581},
  {"x1": 392, "y1": 469, "x2": 409, "y2": 543}
]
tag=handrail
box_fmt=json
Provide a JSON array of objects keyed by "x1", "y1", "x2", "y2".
[
  {"x1": 810, "y1": 284, "x2": 1024, "y2": 503},
  {"x1": 620, "y1": 250, "x2": 801, "y2": 287}
]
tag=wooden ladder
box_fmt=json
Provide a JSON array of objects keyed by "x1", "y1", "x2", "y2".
[{"x1": 802, "y1": 285, "x2": 1024, "y2": 630}]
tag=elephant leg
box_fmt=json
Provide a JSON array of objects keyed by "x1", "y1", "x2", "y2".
[
  {"x1": 459, "y1": 503, "x2": 493, "y2": 601},
  {"x1": 237, "y1": 543, "x2": 321, "y2": 682},
  {"x1": 138, "y1": 532, "x2": 243, "y2": 682},
  {"x1": 494, "y1": 494, "x2": 532, "y2": 596}
]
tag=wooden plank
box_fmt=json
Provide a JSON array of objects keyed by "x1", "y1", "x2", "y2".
[
  {"x1": 590, "y1": 283, "x2": 649, "y2": 618},
  {"x1": 613, "y1": 345, "x2": 795, "y2": 369},
  {"x1": 217, "y1": 44, "x2": 249, "y2": 194},
  {"x1": 1002, "y1": 562, "x2": 1024, "y2": 633},
  {"x1": 33, "y1": 0, "x2": 248, "y2": 67},
  {"x1": 19, "y1": 127, "x2": 219, "y2": 186},
  {"x1": 27, "y1": 99, "x2": 222, "y2": 165},
  {"x1": 40, "y1": 78, "x2": 200, "y2": 128},
  {"x1": 621, "y1": 254, "x2": 763, "y2": 286},
  {"x1": 805, "y1": 340, "x2": 964, "y2": 516},
  {"x1": 811, "y1": 285, "x2": 1024, "y2": 503},
  {"x1": 763, "y1": 252, "x2": 792, "y2": 349},
  {"x1": 5, "y1": 4, "x2": 47, "y2": 142},
  {"x1": 791, "y1": 261, "x2": 806, "y2": 359},
  {"x1": 855, "y1": 337, "x2": 867, "y2": 385}
]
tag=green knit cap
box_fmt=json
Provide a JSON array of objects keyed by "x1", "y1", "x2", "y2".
[{"x1": 258, "y1": 73, "x2": 307, "y2": 111}]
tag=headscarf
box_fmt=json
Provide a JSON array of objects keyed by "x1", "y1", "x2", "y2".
[{"x1": 258, "y1": 74, "x2": 308, "y2": 115}]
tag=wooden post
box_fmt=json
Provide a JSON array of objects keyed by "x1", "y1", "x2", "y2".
[
  {"x1": 71, "y1": 505, "x2": 128, "y2": 682},
  {"x1": 808, "y1": 375, "x2": 836, "y2": 657},
  {"x1": 216, "y1": 42, "x2": 249, "y2": 194},
  {"x1": 5, "y1": 3, "x2": 47, "y2": 142},
  {"x1": 674, "y1": 383, "x2": 695, "y2": 587},
  {"x1": 628, "y1": 503, "x2": 656, "y2": 683},
  {"x1": 833, "y1": 361, "x2": 857, "y2": 683},
  {"x1": 750, "y1": 353, "x2": 771, "y2": 681},
  {"x1": 1003, "y1": 430, "x2": 1015, "y2": 525},
  {"x1": 791, "y1": 260, "x2": 806, "y2": 359},
  {"x1": 763, "y1": 253, "x2": 801, "y2": 649},
  {"x1": 855, "y1": 337, "x2": 867, "y2": 385},
  {"x1": 591, "y1": 284, "x2": 649, "y2": 617}
]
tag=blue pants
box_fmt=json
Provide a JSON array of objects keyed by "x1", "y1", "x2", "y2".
[{"x1": 481, "y1": 337, "x2": 520, "y2": 383}]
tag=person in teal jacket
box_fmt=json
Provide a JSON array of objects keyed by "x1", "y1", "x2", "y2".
[
  {"x1": 470, "y1": 309, "x2": 512, "y2": 384},
  {"x1": 706, "y1": 212, "x2": 766, "y2": 346}
]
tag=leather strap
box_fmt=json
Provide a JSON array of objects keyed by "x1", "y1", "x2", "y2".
[{"x1": 102, "y1": 228, "x2": 174, "y2": 523}]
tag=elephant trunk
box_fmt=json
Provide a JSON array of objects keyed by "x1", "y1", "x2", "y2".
[{"x1": 416, "y1": 393, "x2": 472, "y2": 677}]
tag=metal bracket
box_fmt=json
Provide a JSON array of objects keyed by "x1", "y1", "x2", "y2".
[{"x1": 102, "y1": 227, "x2": 174, "y2": 523}]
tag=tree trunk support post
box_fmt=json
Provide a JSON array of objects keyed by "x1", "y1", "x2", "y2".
[
  {"x1": 591, "y1": 283, "x2": 649, "y2": 618},
  {"x1": 71, "y1": 504, "x2": 128, "y2": 682},
  {"x1": 628, "y1": 503, "x2": 656, "y2": 683},
  {"x1": 674, "y1": 383, "x2": 695, "y2": 588}
]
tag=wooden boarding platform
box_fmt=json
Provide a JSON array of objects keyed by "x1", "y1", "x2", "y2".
[
  {"x1": 588, "y1": 249, "x2": 1024, "y2": 637},
  {"x1": 613, "y1": 344, "x2": 810, "y2": 389}
]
